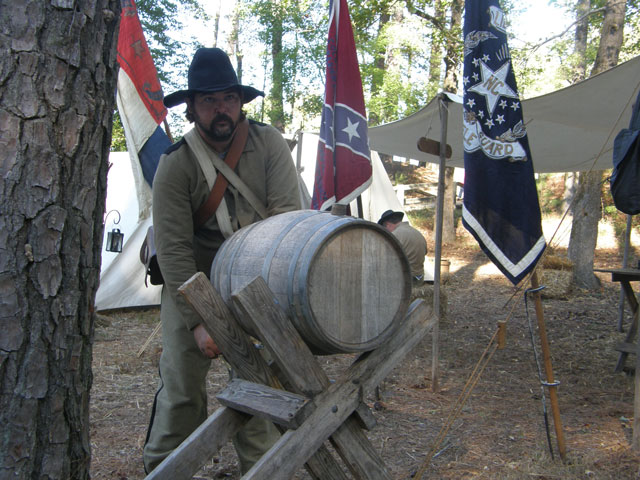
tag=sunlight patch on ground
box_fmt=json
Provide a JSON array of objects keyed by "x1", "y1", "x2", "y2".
[
  {"x1": 541, "y1": 216, "x2": 637, "y2": 251},
  {"x1": 473, "y1": 261, "x2": 503, "y2": 279}
]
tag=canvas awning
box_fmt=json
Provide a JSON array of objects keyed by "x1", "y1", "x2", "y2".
[{"x1": 368, "y1": 55, "x2": 640, "y2": 173}]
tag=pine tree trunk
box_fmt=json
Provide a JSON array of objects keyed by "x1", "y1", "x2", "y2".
[
  {"x1": 568, "y1": 171, "x2": 603, "y2": 289},
  {"x1": 440, "y1": 0, "x2": 462, "y2": 244},
  {"x1": 0, "y1": 1, "x2": 120, "y2": 478},
  {"x1": 568, "y1": 0, "x2": 625, "y2": 289}
]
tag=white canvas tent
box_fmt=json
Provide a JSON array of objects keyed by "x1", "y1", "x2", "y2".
[
  {"x1": 368, "y1": 55, "x2": 640, "y2": 173},
  {"x1": 96, "y1": 152, "x2": 162, "y2": 311},
  {"x1": 96, "y1": 137, "x2": 406, "y2": 311},
  {"x1": 96, "y1": 55, "x2": 640, "y2": 311}
]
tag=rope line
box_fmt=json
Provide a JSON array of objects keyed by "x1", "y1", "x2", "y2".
[{"x1": 413, "y1": 327, "x2": 501, "y2": 479}]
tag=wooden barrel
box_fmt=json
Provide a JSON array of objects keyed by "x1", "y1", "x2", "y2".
[{"x1": 210, "y1": 209, "x2": 411, "y2": 354}]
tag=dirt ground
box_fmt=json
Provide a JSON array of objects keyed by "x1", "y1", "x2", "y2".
[{"x1": 90, "y1": 237, "x2": 640, "y2": 479}]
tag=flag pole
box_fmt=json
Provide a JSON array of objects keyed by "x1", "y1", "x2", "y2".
[
  {"x1": 530, "y1": 270, "x2": 567, "y2": 460},
  {"x1": 431, "y1": 93, "x2": 449, "y2": 393}
]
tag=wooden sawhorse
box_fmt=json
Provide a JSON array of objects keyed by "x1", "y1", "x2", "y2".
[{"x1": 145, "y1": 273, "x2": 434, "y2": 479}]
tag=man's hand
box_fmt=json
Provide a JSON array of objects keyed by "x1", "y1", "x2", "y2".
[{"x1": 193, "y1": 323, "x2": 222, "y2": 359}]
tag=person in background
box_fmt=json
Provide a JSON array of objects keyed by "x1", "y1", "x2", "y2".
[
  {"x1": 143, "y1": 47, "x2": 301, "y2": 474},
  {"x1": 378, "y1": 209, "x2": 427, "y2": 286}
]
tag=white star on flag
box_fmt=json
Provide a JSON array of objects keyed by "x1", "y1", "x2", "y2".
[
  {"x1": 342, "y1": 117, "x2": 360, "y2": 142},
  {"x1": 467, "y1": 60, "x2": 518, "y2": 116}
]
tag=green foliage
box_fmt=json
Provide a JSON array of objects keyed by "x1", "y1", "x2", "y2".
[
  {"x1": 110, "y1": 111, "x2": 127, "y2": 152},
  {"x1": 393, "y1": 171, "x2": 409, "y2": 185},
  {"x1": 536, "y1": 174, "x2": 565, "y2": 215},
  {"x1": 134, "y1": 0, "x2": 206, "y2": 91}
]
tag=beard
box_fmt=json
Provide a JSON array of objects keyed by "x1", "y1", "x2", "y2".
[{"x1": 196, "y1": 112, "x2": 245, "y2": 143}]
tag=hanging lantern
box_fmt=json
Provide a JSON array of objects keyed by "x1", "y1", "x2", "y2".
[
  {"x1": 104, "y1": 210, "x2": 124, "y2": 253},
  {"x1": 106, "y1": 228, "x2": 124, "y2": 252}
]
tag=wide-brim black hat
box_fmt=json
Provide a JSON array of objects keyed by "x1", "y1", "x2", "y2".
[
  {"x1": 163, "y1": 48, "x2": 264, "y2": 108},
  {"x1": 378, "y1": 210, "x2": 404, "y2": 225}
]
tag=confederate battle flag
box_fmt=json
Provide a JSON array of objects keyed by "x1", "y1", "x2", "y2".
[{"x1": 312, "y1": 0, "x2": 372, "y2": 211}]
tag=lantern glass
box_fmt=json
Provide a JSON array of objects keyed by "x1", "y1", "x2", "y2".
[{"x1": 106, "y1": 228, "x2": 124, "y2": 253}]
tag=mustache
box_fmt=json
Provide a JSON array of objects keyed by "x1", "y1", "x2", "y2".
[{"x1": 212, "y1": 113, "x2": 233, "y2": 125}]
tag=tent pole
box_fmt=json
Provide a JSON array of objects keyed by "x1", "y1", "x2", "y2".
[
  {"x1": 618, "y1": 214, "x2": 633, "y2": 332},
  {"x1": 431, "y1": 94, "x2": 448, "y2": 393},
  {"x1": 163, "y1": 118, "x2": 174, "y2": 143},
  {"x1": 530, "y1": 270, "x2": 567, "y2": 460}
]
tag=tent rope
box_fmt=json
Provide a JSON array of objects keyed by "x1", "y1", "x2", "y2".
[
  {"x1": 413, "y1": 326, "x2": 501, "y2": 479},
  {"x1": 137, "y1": 320, "x2": 161, "y2": 357}
]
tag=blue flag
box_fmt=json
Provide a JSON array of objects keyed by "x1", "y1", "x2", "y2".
[{"x1": 462, "y1": 0, "x2": 546, "y2": 285}]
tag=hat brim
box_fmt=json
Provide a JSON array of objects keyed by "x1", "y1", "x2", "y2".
[
  {"x1": 378, "y1": 211, "x2": 404, "y2": 225},
  {"x1": 163, "y1": 85, "x2": 264, "y2": 108}
]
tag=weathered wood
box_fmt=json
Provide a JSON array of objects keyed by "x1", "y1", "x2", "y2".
[
  {"x1": 178, "y1": 272, "x2": 350, "y2": 480},
  {"x1": 217, "y1": 379, "x2": 310, "y2": 429},
  {"x1": 354, "y1": 403, "x2": 377, "y2": 431},
  {"x1": 146, "y1": 407, "x2": 249, "y2": 480},
  {"x1": 237, "y1": 288, "x2": 434, "y2": 479},
  {"x1": 417, "y1": 136, "x2": 452, "y2": 158},
  {"x1": 178, "y1": 273, "x2": 281, "y2": 388},
  {"x1": 615, "y1": 342, "x2": 637, "y2": 354},
  {"x1": 233, "y1": 277, "x2": 391, "y2": 479},
  {"x1": 211, "y1": 210, "x2": 410, "y2": 354}
]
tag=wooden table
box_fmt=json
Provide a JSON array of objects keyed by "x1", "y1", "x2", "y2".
[{"x1": 594, "y1": 268, "x2": 640, "y2": 450}]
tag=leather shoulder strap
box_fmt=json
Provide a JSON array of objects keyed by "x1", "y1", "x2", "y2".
[{"x1": 191, "y1": 119, "x2": 249, "y2": 229}]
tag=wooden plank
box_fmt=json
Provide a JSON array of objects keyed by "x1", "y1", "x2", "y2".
[
  {"x1": 354, "y1": 403, "x2": 377, "y2": 431},
  {"x1": 417, "y1": 136, "x2": 452, "y2": 158},
  {"x1": 615, "y1": 280, "x2": 639, "y2": 373},
  {"x1": 234, "y1": 277, "x2": 434, "y2": 479},
  {"x1": 178, "y1": 273, "x2": 280, "y2": 388},
  {"x1": 179, "y1": 272, "x2": 349, "y2": 480},
  {"x1": 238, "y1": 290, "x2": 434, "y2": 479},
  {"x1": 145, "y1": 407, "x2": 249, "y2": 480},
  {"x1": 216, "y1": 379, "x2": 310, "y2": 429},
  {"x1": 615, "y1": 342, "x2": 637, "y2": 354}
]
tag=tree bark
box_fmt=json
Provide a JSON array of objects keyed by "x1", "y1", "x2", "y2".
[
  {"x1": 440, "y1": 0, "x2": 462, "y2": 244},
  {"x1": 568, "y1": 171, "x2": 603, "y2": 289},
  {"x1": 269, "y1": 1, "x2": 286, "y2": 131},
  {"x1": 0, "y1": 1, "x2": 120, "y2": 478},
  {"x1": 568, "y1": 0, "x2": 625, "y2": 289}
]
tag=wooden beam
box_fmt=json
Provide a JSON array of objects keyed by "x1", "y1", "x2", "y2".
[
  {"x1": 178, "y1": 272, "x2": 350, "y2": 480},
  {"x1": 234, "y1": 277, "x2": 434, "y2": 479},
  {"x1": 216, "y1": 378, "x2": 310, "y2": 429},
  {"x1": 417, "y1": 136, "x2": 452, "y2": 159},
  {"x1": 145, "y1": 407, "x2": 249, "y2": 480}
]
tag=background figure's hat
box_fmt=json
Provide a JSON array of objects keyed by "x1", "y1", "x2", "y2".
[
  {"x1": 163, "y1": 48, "x2": 264, "y2": 108},
  {"x1": 378, "y1": 210, "x2": 404, "y2": 225}
]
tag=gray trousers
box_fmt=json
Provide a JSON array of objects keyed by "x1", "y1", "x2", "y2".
[{"x1": 143, "y1": 287, "x2": 280, "y2": 474}]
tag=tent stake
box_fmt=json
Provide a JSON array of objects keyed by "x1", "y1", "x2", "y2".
[{"x1": 530, "y1": 270, "x2": 567, "y2": 460}]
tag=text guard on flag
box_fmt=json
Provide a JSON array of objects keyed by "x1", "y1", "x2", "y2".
[
  {"x1": 312, "y1": 0, "x2": 372, "y2": 211},
  {"x1": 461, "y1": 0, "x2": 546, "y2": 285}
]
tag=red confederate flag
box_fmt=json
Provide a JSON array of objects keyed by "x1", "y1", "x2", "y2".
[{"x1": 312, "y1": 0, "x2": 372, "y2": 211}]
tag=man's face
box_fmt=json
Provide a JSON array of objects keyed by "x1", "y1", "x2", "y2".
[{"x1": 190, "y1": 90, "x2": 242, "y2": 143}]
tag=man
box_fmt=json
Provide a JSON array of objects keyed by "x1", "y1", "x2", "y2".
[
  {"x1": 378, "y1": 210, "x2": 427, "y2": 284},
  {"x1": 143, "y1": 48, "x2": 301, "y2": 474}
]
